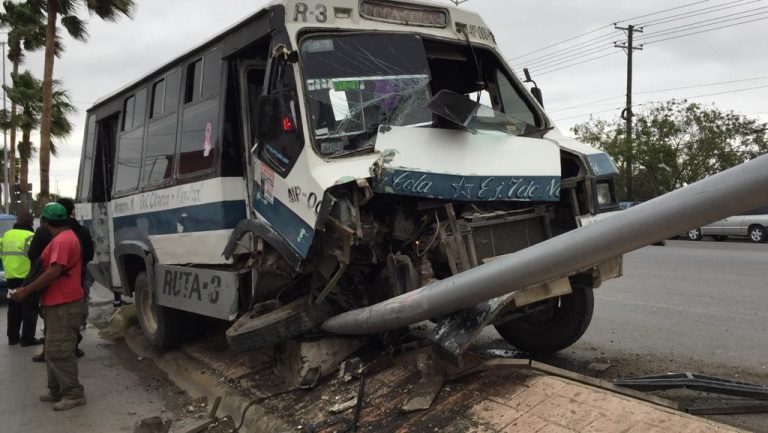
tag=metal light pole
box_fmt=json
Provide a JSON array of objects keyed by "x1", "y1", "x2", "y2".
[{"x1": 1, "y1": 41, "x2": 8, "y2": 214}]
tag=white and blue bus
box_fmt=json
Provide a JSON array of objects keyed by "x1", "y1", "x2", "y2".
[{"x1": 76, "y1": 0, "x2": 622, "y2": 354}]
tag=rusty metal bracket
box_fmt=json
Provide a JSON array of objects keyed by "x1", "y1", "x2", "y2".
[{"x1": 315, "y1": 263, "x2": 348, "y2": 304}]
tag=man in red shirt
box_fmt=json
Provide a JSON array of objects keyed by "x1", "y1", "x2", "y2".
[{"x1": 10, "y1": 202, "x2": 86, "y2": 411}]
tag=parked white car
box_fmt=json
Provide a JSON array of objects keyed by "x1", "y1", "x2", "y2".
[{"x1": 687, "y1": 205, "x2": 768, "y2": 243}]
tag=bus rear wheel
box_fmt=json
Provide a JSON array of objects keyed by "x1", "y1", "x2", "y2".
[
  {"x1": 135, "y1": 271, "x2": 184, "y2": 350},
  {"x1": 494, "y1": 286, "x2": 594, "y2": 354}
]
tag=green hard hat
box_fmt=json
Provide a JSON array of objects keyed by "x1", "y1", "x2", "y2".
[{"x1": 42, "y1": 202, "x2": 68, "y2": 221}]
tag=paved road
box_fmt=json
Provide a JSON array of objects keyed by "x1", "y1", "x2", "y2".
[
  {"x1": 0, "y1": 293, "x2": 173, "y2": 433},
  {"x1": 479, "y1": 239, "x2": 768, "y2": 369},
  {"x1": 477, "y1": 239, "x2": 768, "y2": 431},
  {"x1": 581, "y1": 239, "x2": 768, "y2": 369}
]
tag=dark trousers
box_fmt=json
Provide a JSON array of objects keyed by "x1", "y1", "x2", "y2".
[{"x1": 6, "y1": 278, "x2": 40, "y2": 343}]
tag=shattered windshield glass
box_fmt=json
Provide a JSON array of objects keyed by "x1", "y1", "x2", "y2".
[
  {"x1": 300, "y1": 34, "x2": 432, "y2": 157},
  {"x1": 427, "y1": 90, "x2": 533, "y2": 136}
]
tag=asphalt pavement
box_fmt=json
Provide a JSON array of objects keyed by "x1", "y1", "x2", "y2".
[
  {"x1": 477, "y1": 238, "x2": 768, "y2": 431},
  {"x1": 0, "y1": 294, "x2": 169, "y2": 433},
  {"x1": 582, "y1": 239, "x2": 768, "y2": 369}
]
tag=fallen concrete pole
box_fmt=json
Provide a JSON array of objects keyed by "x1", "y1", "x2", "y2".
[{"x1": 322, "y1": 154, "x2": 768, "y2": 335}]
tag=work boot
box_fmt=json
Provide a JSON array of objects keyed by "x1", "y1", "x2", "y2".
[
  {"x1": 32, "y1": 352, "x2": 45, "y2": 363},
  {"x1": 53, "y1": 397, "x2": 86, "y2": 411},
  {"x1": 20, "y1": 338, "x2": 43, "y2": 347},
  {"x1": 39, "y1": 393, "x2": 62, "y2": 402}
]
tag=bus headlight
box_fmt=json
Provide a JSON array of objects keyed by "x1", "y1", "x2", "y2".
[{"x1": 596, "y1": 182, "x2": 612, "y2": 206}]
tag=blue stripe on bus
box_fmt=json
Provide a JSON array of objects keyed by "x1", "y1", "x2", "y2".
[
  {"x1": 252, "y1": 188, "x2": 314, "y2": 258},
  {"x1": 113, "y1": 200, "x2": 247, "y2": 235}
]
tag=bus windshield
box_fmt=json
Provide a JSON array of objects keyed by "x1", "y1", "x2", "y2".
[
  {"x1": 301, "y1": 33, "x2": 433, "y2": 157},
  {"x1": 300, "y1": 33, "x2": 541, "y2": 157}
]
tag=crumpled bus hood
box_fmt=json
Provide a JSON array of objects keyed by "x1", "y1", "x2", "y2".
[{"x1": 371, "y1": 126, "x2": 562, "y2": 202}]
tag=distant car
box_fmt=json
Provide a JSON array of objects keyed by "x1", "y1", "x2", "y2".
[{"x1": 687, "y1": 205, "x2": 768, "y2": 243}]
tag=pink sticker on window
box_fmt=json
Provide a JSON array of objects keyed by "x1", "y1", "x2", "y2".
[{"x1": 203, "y1": 122, "x2": 213, "y2": 157}]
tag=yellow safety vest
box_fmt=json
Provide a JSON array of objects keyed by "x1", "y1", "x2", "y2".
[{"x1": 0, "y1": 228, "x2": 33, "y2": 279}]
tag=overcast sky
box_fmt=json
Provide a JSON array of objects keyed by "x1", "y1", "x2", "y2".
[{"x1": 8, "y1": 0, "x2": 768, "y2": 199}]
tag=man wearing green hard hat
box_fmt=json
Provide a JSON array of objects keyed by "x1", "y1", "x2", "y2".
[{"x1": 10, "y1": 202, "x2": 86, "y2": 411}]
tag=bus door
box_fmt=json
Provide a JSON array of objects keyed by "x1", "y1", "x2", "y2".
[
  {"x1": 90, "y1": 113, "x2": 119, "y2": 290},
  {"x1": 248, "y1": 52, "x2": 316, "y2": 259},
  {"x1": 238, "y1": 59, "x2": 267, "y2": 211}
]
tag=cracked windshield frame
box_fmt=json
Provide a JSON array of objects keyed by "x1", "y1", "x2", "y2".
[{"x1": 300, "y1": 33, "x2": 541, "y2": 158}]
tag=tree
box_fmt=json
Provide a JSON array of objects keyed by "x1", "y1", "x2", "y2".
[
  {"x1": 572, "y1": 100, "x2": 768, "y2": 201},
  {"x1": 3, "y1": 70, "x2": 73, "y2": 211},
  {"x1": 34, "y1": 0, "x2": 134, "y2": 205},
  {"x1": 0, "y1": 0, "x2": 46, "y2": 202}
]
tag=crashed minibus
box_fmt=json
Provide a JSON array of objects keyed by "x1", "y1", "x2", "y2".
[{"x1": 75, "y1": 0, "x2": 622, "y2": 357}]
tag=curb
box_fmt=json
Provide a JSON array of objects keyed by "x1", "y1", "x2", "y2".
[{"x1": 124, "y1": 333, "x2": 293, "y2": 433}]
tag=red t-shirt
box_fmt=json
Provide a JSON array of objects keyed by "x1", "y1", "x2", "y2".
[{"x1": 40, "y1": 229, "x2": 83, "y2": 306}]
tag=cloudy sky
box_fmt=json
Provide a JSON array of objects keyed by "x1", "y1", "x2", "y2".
[{"x1": 8, "y1": 0, "x2": 768, "y2": 199}]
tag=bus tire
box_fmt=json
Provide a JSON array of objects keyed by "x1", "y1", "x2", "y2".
[
  {"x1": 135, "y1": 271, "x2": 184, "y2": 350},
  {"x1": 494, "y1": 286, "x2": 594, "y2": 354}
]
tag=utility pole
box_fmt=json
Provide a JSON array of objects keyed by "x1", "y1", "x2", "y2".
[
  {"x1": 1, "y1": 41, "x2": 8, "y2": 214},
  {"x1": 614, "y1": 24, "x2": 643, "y2": 201}
]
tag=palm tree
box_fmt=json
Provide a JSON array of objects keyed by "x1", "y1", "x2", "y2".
[
  {"x1": 5, "y1": 71, "x2": 73, "y2": 211},
  {"x1": 0, "y1": 0, "x2": 46, "y2": 201},
  {"x1": 34, "y1": 0, "x2": 134, "y2": 204}
]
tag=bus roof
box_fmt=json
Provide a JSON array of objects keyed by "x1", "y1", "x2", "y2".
[{"x1": 89, "y1": 0, "x2": 489, "y2": 111}]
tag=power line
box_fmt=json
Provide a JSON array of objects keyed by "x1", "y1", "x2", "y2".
[
  {"x1": 537, "y1": 51, "x2": 621, "y2": 76},
  {"x1": 615, "y1": 0, "x2": 714, "y2": 24},
  {"x1": 533, "y1": 9, "x2": 768, "y2": 77},
  {"x1": 527, "y1": 45, "x2": 616, "y2": 72},
  {"x1": 642, "y1": 13, "x2": 768, "y2": 44},
  {"x1": 522, "y1": 0, "x2": 763, "y2": 70},
  {"x1": 509, "y1": 25, "x2": 613, "y2": 61},
  {"x1": 637, "y1": 5, "x2": 768, "y2": 42},
  {"x1": 511, "y1": 0, "x2": 767, "y2": 78},
  {"x1": 553, "y1": 84, "x2": 768, "y2": 122},
  {"x1": 549, "y1": 75, "x2": 768, "y2": 112},
  {"x1": 640, "y1": 0, "x2": 758, "y2": 26},
  {"x1": 636, "y1": 75, "x2": 768, "y2": 95},
  {"x1": 515, "y1": 29, "x2": 621, "y2": 66},
  {"x1": 548, "y1": 95, "x2": 625, "y2": 112},
  {"x1": 509, "y1": 0, "x2": 744, "y2": 64},
  {"x1": 510, "y1": 1, "x2": 713, "y2": 67}
]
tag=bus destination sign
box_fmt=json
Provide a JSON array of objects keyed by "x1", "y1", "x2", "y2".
[{"x1": 359, "y1": 1, "x2": 449, "y2": 28}]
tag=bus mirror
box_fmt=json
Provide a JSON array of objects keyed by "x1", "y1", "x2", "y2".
[
  {"x1": 530, "y1": 87, "x2": 544, "y2": 107},
  {"x1": 255, "y1": 95, "x2": 279, "y2": 143},
  {"x1": 523, "y1": 68, "x2": 544, "y2": 107}
]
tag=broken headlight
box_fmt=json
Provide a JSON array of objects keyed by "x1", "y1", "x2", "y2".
[{"x1": 596, "y1": 182, "x2": 612, "y2": 207}]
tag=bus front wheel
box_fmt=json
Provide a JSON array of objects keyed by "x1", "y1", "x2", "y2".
[
  {"x1": 135, "y1": 271, "x2": 184, "y2": 350},
  {"x1": 494, "y1": 286, "x2": 594, "y2": 354}
]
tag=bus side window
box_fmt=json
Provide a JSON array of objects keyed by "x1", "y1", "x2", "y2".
[
  {"x1": 257, "y1": 58, "x2": 303, "y2": 176},
  {"x1": 114, "y1": 89, "x2": 147, "y2": 195},
  {"x1": 179, "y1": 47, "x2": 221, "y2": 176},
  {"x1": 144, "y1": 69, "x2": 181, "y2": 186}
]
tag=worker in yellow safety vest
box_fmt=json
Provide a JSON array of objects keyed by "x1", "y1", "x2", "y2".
[{"x1": 2, "y1": 212, "x2": 41, "y2": 346}]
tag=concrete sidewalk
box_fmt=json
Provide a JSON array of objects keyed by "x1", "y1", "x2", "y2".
[
  {"x1": 0, "y1": 303, "x2": 167, "y2": 433},
  {"x1": 133, "y1": 332, "x2": 744, "y2": 433}
]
